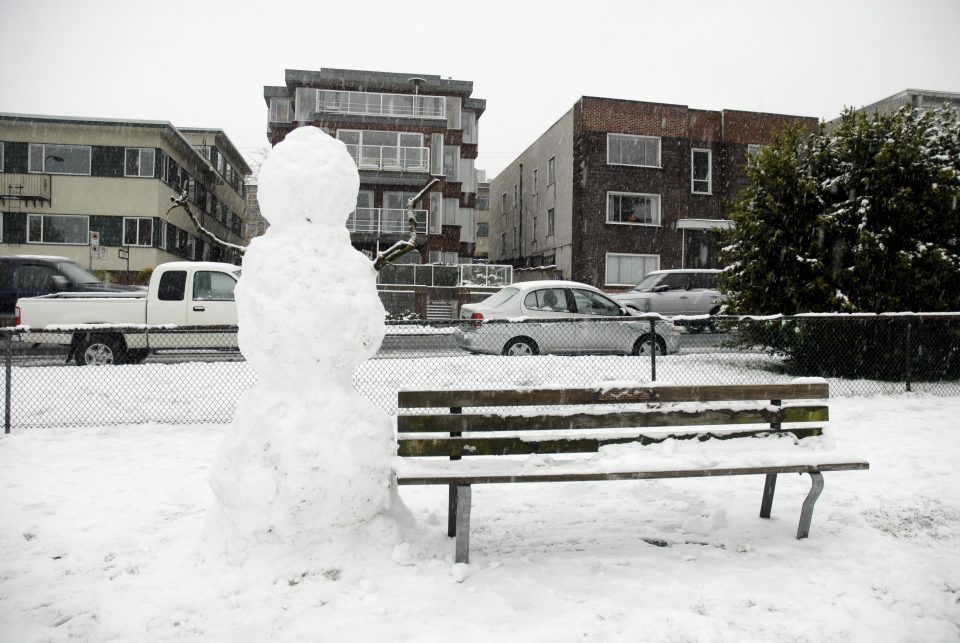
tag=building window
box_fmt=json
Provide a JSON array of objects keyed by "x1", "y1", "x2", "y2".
[
  {"x1": 28, "y1": 144, "x2": 91, "y2": 175},
  {"x1": 123, "y1": 217, "x2": 154, "y2": 247},
  {"x1": 501, "y1": 192, "x2": 507, "y2": 213},
  {"x1": 125, "y1": 148, "x2": 155, "y2": 178},
  {"x1": 607, "y1": 192, "x2": 661, "y2": 226},
  {"x1": 607, "y1": 133, "x2": 661, "y2": 168},
  {"x1": 547, "y1": 208, "x2": 555, "y2": 236},
  {"x1": 532, "y1": 168, "x2": 538, "y2": 195},
  {"x1": 443, "y1": 146, "x2": 460, "y2": 179},
  {"x1": 0, "y1": 142, "x2": 4, "y2": 172},
  {"x1": 605, "y1": 253, "x2": 660, "y2": 287},
  {"x1": 547, "y1": 157, "x2": 556, "y2": 185},
  {"x1": 27, "y1": 214, "x2": 89, "y2": 244},
  {"x1": 500, "y1": 232, "x2": 507, "y2": 254},
  {"x1": 158, "y1": 220, "x2": 167, "y2": 250},
  {"x1": 513, "y1": 184, "x2": 518, "y2": 208},
  {"x1": 476, "y1": 222, "x2": 489, "y2": 237},
  {"x1": 691, "y1": 149, "x2": 711, "y2": 194},
  {"x1": 532, "y1": 216, "x2": 538, "y2": 242}
]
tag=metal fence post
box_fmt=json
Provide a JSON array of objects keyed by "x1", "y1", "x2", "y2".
[
  {"x1": 650, "y1": 319, "x2": 657, "y2": 382},
  {"x1": 4, "y1": 332, "x2": 12, "y2": 434},
  {"x1": 904, "y1": 319, "x2": 913, "y2": 393}
]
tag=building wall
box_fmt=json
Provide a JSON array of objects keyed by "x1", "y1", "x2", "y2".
[
  {"x1": 489, "y1": 108, "x2": 575, "y2": 277},
  {"x1": 0, "y1": 115, "x2": 249, "y2": 280},
  {"x1": 491, "y1": 97, "x2": 818, "y2": 290}
]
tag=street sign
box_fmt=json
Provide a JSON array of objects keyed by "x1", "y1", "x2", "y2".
[
  {"x1": 96, "y1": 247, "x2": 107, "y2": 260},
  {"x1": 118, "y1": 248, "x2": 129, "y2": 260},
  {"x1": 89, "y1": 231, "x2": 100, "y2": 247}
]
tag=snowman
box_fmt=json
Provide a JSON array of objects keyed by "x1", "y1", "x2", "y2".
[{"x1": 206, "y1": 126, "x2": 400, "y2": 560}]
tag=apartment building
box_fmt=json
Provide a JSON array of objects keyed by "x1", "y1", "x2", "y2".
[
  {"x1": 489, "y1": 97, "x2": 818, "y2": 290},
  {"x1": 0, "y1": 113, "x2": 249, "y2": 281},
  {"x1": 849, "y1": 88, "x2": 960, "y2": 118},
  {"x1": 264, "y1": 68, "x2": 485, "y2": 264}
]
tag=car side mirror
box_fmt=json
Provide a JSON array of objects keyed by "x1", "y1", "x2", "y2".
[
  {"x1": 653, "y1": 284, "x2": 669, "y2": 293},
  {"x1": 51, "y1": 275, "x2": 70, "y2": 291}
]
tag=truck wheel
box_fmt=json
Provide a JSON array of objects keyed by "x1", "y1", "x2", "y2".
[{"x1": 76, "y1": 334, "x2": 125, "y2": 366}]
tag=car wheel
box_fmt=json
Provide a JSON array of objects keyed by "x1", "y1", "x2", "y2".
[
  {"x1": 633, "y1": 334, "x2": 667, "y2": 356},
  {"x1": 76, "y1": 334, "x2": 125, "y2": 366},
  {"x1": 502, "y1": 337, "x2": 538, "y2": 356}
]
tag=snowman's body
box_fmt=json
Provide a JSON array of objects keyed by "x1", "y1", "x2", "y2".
[{"x1": 207, "y1": 127, "x2": 396, "y2": 557}]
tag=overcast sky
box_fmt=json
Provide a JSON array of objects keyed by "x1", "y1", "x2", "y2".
[{"x1": 3, "y1": 0, "x2": 959, "y2": 179}]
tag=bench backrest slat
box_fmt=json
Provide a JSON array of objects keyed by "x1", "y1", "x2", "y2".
[
  {"x1": 398, "y1": 383, "x2": 829, "y2": 409},
  {"x1": 398, "y1": 427, "x2": 824, "y2": 457},
  {"x1": 397, "y1": 405, "x2": 828, "y2": 434}
]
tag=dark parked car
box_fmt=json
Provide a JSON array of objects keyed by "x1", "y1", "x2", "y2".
[{"x1": 0, "y1": 255, "x2": 139, "y2": 326}]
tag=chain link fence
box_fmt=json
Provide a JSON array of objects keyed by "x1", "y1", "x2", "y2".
[{"x1": 2, "y1": 313, "x2": 959, "y2": 430}]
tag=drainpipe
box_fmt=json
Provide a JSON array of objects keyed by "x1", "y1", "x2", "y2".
[{"x1": 518, "y1": 163, "x2": 523, "y2": 266}]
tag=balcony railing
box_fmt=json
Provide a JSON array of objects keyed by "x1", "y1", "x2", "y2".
[
  {"x1": 317, "y1": 90, "x2": 446, "y2": 120},
  {"x1": 377, "y1": 263, "x2": 513, "y2": 288},
  {"x1": 343, "y1": 144, "x2": 430, "y2": 173},
  {"x1": 348, "y1": 208, "x2": 428, "y2": 235},
  {"x1": 0, "y1": 173, "x2": 52, "y2": 204}
]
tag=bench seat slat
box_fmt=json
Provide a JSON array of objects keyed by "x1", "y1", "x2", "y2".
[
  {"x1": 396, "y1": 461, "x2": 869, "y2": 486},
  {"x1": 397, "y1": 405, "x2": 828, "y2": 433},
  {"x1": 398, "y1": 383, "x2": 829, "y2": 409},
  {"x1": 397, "y1": 427, "x2": 823, "y2": 457}
]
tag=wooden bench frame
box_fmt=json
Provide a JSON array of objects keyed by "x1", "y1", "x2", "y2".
[{"x1": 396, "y1": 382, "x2": 868, "y2": 564}]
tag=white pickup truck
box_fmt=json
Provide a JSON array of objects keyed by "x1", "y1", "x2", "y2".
[{"x1": 15, "y1": 261, "x2": 240, "y2": 365}]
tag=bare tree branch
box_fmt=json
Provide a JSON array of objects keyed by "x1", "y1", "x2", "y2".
[
  {"x1": 373, "y1": 178, "x2": 440, "y2": 272},
  {"x1": 166, "y1": 188, "x2": 248, "y2": 255}
]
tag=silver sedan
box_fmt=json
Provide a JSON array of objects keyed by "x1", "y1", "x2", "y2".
[{"x1": 455, "y1": 280, "x2": 681, "y2": 356}]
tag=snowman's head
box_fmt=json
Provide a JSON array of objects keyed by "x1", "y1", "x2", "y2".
[{"x1": 257, "y1": 126, "x2": 360, "y2": 231}]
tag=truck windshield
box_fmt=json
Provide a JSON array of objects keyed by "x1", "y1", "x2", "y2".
[{"x1": 54, "y1": 260, "x2": 101, "y2": 286}]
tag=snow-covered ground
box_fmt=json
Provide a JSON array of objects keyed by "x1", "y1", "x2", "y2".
[{"x1": 1, "y1": 392, "x2": 958, "y2": 642}]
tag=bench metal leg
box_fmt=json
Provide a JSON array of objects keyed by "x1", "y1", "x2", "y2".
[
  {"x1": 760, "y1": 473, "x2": 777, "y2": 518},
  {"x1": 448, "y1": 484, "x2": 458, "y2": 537},
  {"x1": 797, "y1": 472, "x2": 824, "y2": 539},
  {"x1": 455, "y1": 485, "x2": 472, "y2": 564}
]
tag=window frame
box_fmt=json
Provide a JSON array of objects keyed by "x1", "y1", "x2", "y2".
[
  {"x1": 547, "y1": 156, "x2": 556, "y2": 185},
  {"x1": 547, "y1": 207, "x2": 555, "y2": 236},
  {"x1": 123, "y1": 217, "x2": 154, "y2": 247},
  {"x1": 606, "y1": 133, "x2": 661, "y2": 168},
  {"x1": 532, "y1": 168, "x2": 538, "y2": 195},
  {"x1": 691, "y1": 148, "x2": 712, "y2": 194},
  {"x1": 604, "y1": 252, "x2": 660, "y2": 288},
  {"x1": 26, "y1": 214, "x2": 90, "y2": 245},
  {"x1": 27, "y1": 143, "x2": 92, "y2": 175},
  {"x1": 125, "y1": 147, "x2": 156, "y2": 178},
  {"x1": 606, "y1": 191, "x2": 662, "y2": 227}
]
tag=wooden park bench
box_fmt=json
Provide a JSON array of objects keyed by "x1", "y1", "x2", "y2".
[{"x1": 395, "y1": 382, "x2": 868, "y2": 564}]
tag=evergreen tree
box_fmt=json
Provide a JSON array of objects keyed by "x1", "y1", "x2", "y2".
[{"x1": 721, "y1": 104, "x2": 960, "y2": 314}]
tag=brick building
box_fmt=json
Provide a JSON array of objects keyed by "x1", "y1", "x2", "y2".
[
  {"x1": 264, "y1": 68, "x2": 485, "y2": 264},
  {"x1": 489, "y1": 97, "x2": 818, "y2": 289}
]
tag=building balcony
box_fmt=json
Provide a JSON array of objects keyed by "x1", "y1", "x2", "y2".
[
  {"x1": 0, "y1": 173, "x2": 52, "y2": 206},
  {"x1": 317, "y1": 90, "x2": 446, "y2": 120},
  {"x1": 343, "y1": 144, "x2": 430, "y2": 173},
  {"x1": 377, "y1": 262, "x2": 513, "y2": 288},
  {"x1": 348, "y1": 207, "x2": 428, "y2": 235}
]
